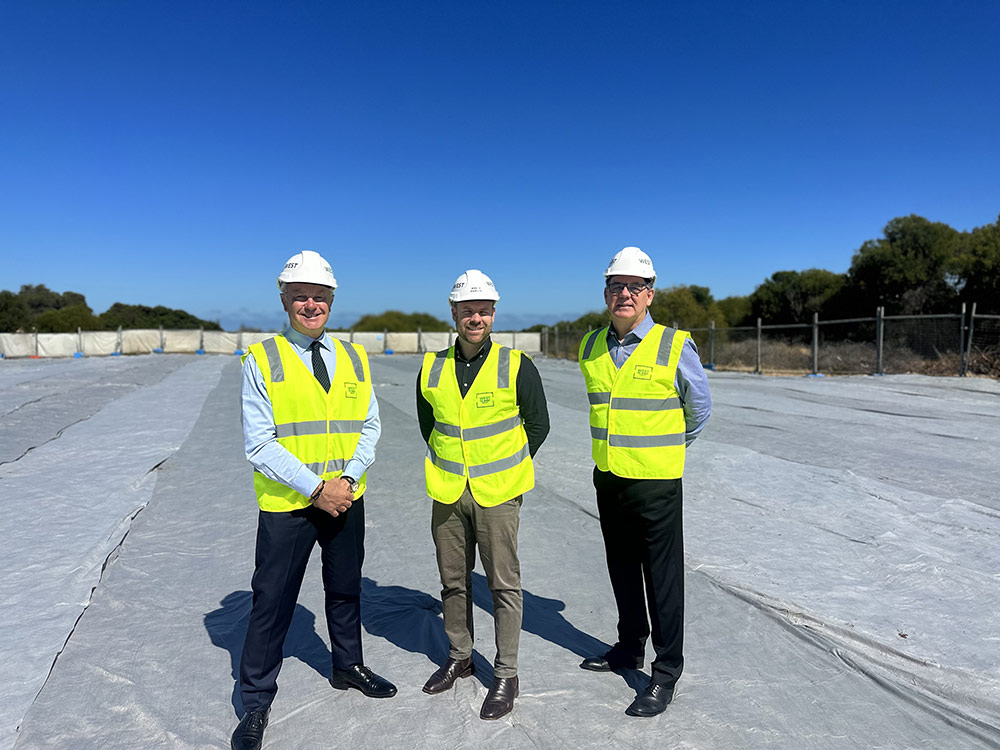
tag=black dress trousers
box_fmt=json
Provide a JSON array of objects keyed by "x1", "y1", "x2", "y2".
[
  {"x1": 239, "y1": 497, "x2": 365, "y2": 712},
  {"x1": 594, "y1": 468, "x2": 684, "y2": 687}
]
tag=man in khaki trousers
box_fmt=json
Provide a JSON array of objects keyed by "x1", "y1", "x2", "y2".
[{"x1": 415, "y1": 270, "x2": 549, "y2": 720}]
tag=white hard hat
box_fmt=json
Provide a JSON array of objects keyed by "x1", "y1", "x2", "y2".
[
  {"x1": 604, "y1": 246, "x2": 656, "y2": 282},
  {"x1": 448, "y1": 269, "x2": 500, "y2": 304},
  {"x1": 277, "y1": 250, "x2": 338, "y2": 290}
]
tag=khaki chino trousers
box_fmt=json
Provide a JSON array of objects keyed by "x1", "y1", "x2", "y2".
[{"x1": 431, "y1": 485, "x2": 522, "y2": 678}]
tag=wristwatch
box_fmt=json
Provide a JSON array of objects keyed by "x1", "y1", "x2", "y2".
[{"x1": 342, "y1": 475, "x2": 360, "y2": 494}]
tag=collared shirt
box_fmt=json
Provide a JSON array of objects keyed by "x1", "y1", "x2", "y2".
[
  {"x1": 242, "y1": 326, "x2": 381, "y2": 498},
  {"x1": 415, "y1": 338, "x2": 550, "y2": 457},
  {"x1": 607, "y1": 314, "x2": 712, "y2": 444}
]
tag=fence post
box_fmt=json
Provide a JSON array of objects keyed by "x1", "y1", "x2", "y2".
[
  {"x1": 708, "y1": 320, "x2": 715, "y2": 368},
  {"x1": 417, "y1": 326, "x2": 422, "y2": 354},
  {"x1": 512, "y1": 330, "x2": 517, "y2": 350},
  {"x1": 957, "y1": 303, "x2": 966, "y2": 376},
  {"x1": 963, "y1": 302, "x2": 977, "y2": 377},
  {"x1": 755, "y1": 318, "x2": 762, "y2": 374},
  {"x1": 542, "y1": 327, "x2": 549, "y2": 357},
  {"x1": 812, "y1": 313, "x2": 819, "y2": 375},
  {"x1": 383, "y1": 328, "x2": 388, "y2": 354},
  {"x1": 554, "y1": 326, "x2": 560, "y2": 359},
  {"x1": 78, "y1": 326, "x2": 83, "y2": 357},
  {"x1": 875, "y1": 306, "x2": 884, "y2": 375},
  {"x1": 35, "y1": 329, "x2": 39, "y2": 357}
]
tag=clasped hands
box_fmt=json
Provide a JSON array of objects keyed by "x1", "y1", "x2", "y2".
[{"x1": 311, "y1": 478, "x2": 355, "y2": 517}]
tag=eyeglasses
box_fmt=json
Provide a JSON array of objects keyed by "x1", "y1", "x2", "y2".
[{"x1": 606, "y1": 282, "x2": 649, "y2": 296}]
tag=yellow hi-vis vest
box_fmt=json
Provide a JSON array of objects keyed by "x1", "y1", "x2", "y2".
[
  {"x1": 245, "y1": 334, "x2": 371, "y2": 512},
  {"x1": 578, "y1": 324, "x2": 688, "y2": 479},
  {"x1": 420, "y1": 344, "x2": 534, "y2": 507}
]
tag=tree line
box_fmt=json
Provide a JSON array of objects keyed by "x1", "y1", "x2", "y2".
[
  {"x1": 0, "y1": 285, "x2": 222, "y2": 333},
  {"x1": 4, "y1": 213, "x2": 997, "y2": 334},
  {"x1": 542, "y1": 213, "x2": 1000, "y2": 331}
]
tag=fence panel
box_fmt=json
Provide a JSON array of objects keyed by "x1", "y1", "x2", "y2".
[
  {"x1": 121, "y1": 329, "x2": 163, "y2": 354},
  {"x1": 882, "y1": 314, "x2": 962, "y2": 376},
  {"x1": 202, "y1": 331, "x2": 241, "y2": 354},
  {"x1": 966, "y1": 314, "x2": 1000, "y2": 378},
  {"x1": 163, "y1": 330, "x2": 201, "y2": 353},
  {"x1": 545, "y1": 328, "x2": 590, "y2": 361},
  {"x1": 37, "y1": 333, "x2": 78, "y2": 358},
  {"x1": 81, "y1": 331, "x2": 119, "y2": 356},
  {"x1": 0, "y1": 333, "x2": 37, "y2": 357},
  {"x1": 710, "y1": 327, "x2": 757, "y2": 371},
  {"x1": 817, "y1": 319, "x2": 876, "y2": 375},
  {"x1": 760, "y1": 325, "x2": 812, "y2": 374},
  {"x1": 386, "y1": 332, "x2": 418, "y2": 353},
  {"x1": 420, "y1": 332, "x2": 454, "y2": 352}
]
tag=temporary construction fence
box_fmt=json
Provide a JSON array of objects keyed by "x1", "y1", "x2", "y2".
[
  {"x1": 541, "y1": 304, "x2": 1000, "y2": 378},
  {"x1": 0, "y1": 328, "x2": 541, "y2": 359}
]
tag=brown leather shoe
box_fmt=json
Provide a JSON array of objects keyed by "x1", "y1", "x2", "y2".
[
  {"x1": 422, "y1": 657, "x2": 474, "y2": 694},
  {"x1": 480, "y1": 676, "x2": 518, "y2": 720}
]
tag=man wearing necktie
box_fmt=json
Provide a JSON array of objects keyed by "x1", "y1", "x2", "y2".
[{"x1": 232, "y1": 250, "x2": 395, "y2": 750}]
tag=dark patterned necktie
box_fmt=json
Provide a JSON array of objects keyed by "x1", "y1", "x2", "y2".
[{"x1": 309, "y1": 340, "x2": 331, "y2": 392}]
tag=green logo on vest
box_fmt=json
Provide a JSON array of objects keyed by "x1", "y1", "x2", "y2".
[
  {"x1": 344, "y1": 382, "x2": 358, "y2": 398},
  {"x1": 633, "y1": 365, "x2": 652, "y2": 380},
  {"x1": 477, "y1": 392, "x2": 495, "y2": 408}
]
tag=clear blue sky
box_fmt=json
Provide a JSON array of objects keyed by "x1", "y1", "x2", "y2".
[{"x1": 2, "y1": 1, "x2": 998, "y2": 331}]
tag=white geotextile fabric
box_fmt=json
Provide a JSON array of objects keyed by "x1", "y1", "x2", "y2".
[
  {"x1": 0, "y1": 355, "x2": 229, "y2": 749},
  {"x1": 3, "y1": 356, "x2": 999, "y2": 749}
]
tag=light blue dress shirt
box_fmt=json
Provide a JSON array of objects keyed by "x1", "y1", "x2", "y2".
[
  {"x1": 606, "y1": 314, "x2": 712, "y2": 444},
  {"x1": 241, "y1": 327, "x2": 381, "y2": 499}
]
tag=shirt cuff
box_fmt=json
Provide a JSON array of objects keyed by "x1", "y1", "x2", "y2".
[
  {"x1": 342, "y1": 459, "x2": 366, "y2": 483},
  {"x1": 291, "y1": 465, "x2": 323, "y2": 499}
]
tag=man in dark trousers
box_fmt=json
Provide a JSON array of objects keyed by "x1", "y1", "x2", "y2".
[
  {"x1": 578, "y1": 247, "x2": 711, "y2": 717},
  {"x1": 416, "y1": 269, "x2": 549, "y2": 720},
  {"x1": 232, "y1": 250, "x2": 396, "y2": 750}
]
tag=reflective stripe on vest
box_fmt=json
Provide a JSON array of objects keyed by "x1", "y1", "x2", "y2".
[
  {"x1": 246, "y1": 335, "x2": 371, "y2": 511},
  {"x1": 578, "y1": 324, "x2": 688, "y2": 479},
  {"x1": 420, "y1": 344, "x2": 534, "y2": 506}
]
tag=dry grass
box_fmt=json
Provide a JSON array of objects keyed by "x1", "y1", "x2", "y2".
[{"x1": 545, "y1": 329, "x2": 998, "y2": 380}]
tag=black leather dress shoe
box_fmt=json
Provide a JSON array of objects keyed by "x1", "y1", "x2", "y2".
[
  {"x1": 423, "y1": 657, "x2": 474, "y2": 694},
  {"x1": 329, "y1": 664, "x2": 397, "y2": 698},
  {"x1": 625, "y1": 682, "x2": 674, "y2": 717},
  {"x1": 580, "y1": 647, "x2": 643, "y2": 672},
  {"x1": 231, "y1": 708, "x2": 269, "y2": 750},
  {"x1": 480, "y1": 676, "x2": 518, "y2": 720}
]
